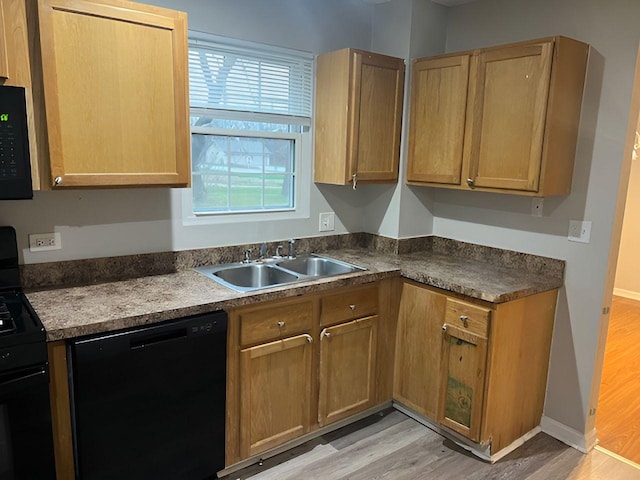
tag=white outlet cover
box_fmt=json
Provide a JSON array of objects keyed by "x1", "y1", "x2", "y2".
[
  {"x1": 29, "y1": 232, "x2": 62, "y2": 252},
  {"x1": 568, "y1": 220, "x2": 592, "y2": 243}
]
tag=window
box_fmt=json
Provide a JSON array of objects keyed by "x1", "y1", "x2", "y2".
[{"x1": 188, "y1": 34, "x2": 313, "y2": 215}]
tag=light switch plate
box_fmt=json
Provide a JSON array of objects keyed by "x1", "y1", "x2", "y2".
[
  {"x1": 319, "y1": 212, "x2": 335, "y2": 232},
  {"x1": 568, "y1": 220, "x2": 592, "y2": 243}
]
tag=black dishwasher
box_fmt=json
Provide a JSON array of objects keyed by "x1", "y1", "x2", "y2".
[{"x1": 68, "y1": 311, "x2": 227, "y2": 480}]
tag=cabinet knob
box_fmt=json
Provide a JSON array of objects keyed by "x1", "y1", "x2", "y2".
[
  {"x1": 54, "y1": 176, "x2": 62, "y2": 185},
  {"x1": 442, "y1": 324, "x2": 447, "y2": 333},
  {"x1": 459, "y1": 315, "x2": 469, "y2": 327},
  {"x1": 323, "y1": 331, "x2": 331, "y2": 338},
  {"x1": 466, "y1": 178, "x2": 474, "y2": 188},
  {"x1": 277, "y1": 321, "x2": 285, "y2": 328},
  {"x1": 349, "y1": 304, "x2": 356, "y2": 311},
  {"x1": 305, "y1": 335, "x2": 313, "y2": 344}
]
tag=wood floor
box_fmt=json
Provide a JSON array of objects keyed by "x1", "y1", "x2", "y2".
[
  {"x1": 222, "y1": 409, "x2": 640, "y2": 480},
  {"x1": 596, "y1": 295, "x2": 640, "y2": 464}
]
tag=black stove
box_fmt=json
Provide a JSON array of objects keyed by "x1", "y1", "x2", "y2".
[
  {"x1": 0, "y1": 226, "x2": 55, "y2": 479},
  {"x1": 0, "y1": 226, "x2": 47, "y2": 361}
]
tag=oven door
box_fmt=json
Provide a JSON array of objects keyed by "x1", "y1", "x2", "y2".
[{"x1": 0, "y1": 365, "x2": 55, "y2": 480}]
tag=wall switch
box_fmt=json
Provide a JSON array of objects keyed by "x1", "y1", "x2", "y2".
[
  {"x1": 531, "y1": 198, "x2": 544, "y2": 217},
  {"x1": 29, "y1": 232, "x2": 62, "y2": 251},
  {"x1": 568, "y1": 220, "x2": 592, "y2": 243},
  {"x1": 319, "y1": 212, "x2": 335, "y2": 232}
]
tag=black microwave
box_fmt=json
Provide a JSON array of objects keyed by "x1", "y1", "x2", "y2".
[{"x1": 0, "y1": 85, "x2": 33, "y2": 200}]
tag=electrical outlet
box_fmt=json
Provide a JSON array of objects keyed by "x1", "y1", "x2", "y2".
[
  {"x1": 568, "y1": 220, "x2": 592, "y2": 243},
  {"x1": 531, "y1": 198, "x2": 544, "y2": 217},
  {"x1": 29, "y1": 232, "x2": 62, "y2": 252},
  {"x1": 319, "y1": 212, "x2": 335, "y2": 232}
]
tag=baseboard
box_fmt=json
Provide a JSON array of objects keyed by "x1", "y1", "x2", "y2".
[
  {"x1": 540, "y1": 415, "x2": 597, "y2": 453},
  {"x1": 613, "y1": 288, "x2": 640, "y2": 301}
]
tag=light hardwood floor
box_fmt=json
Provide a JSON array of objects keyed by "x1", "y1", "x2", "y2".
[
  {"x1": 596, "y1": 295, "x2": 640, "y2": 464},
  {"x1": 222, "y1": 409, "x2": 640, "y2": 480}
]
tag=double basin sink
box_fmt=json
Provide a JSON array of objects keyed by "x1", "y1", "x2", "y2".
[{"x1": 195, "y1": 254, "x2": 366, "y2": 292}]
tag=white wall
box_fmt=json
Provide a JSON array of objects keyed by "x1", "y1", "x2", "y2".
[{"x1": 440, "y1": 0, "x2": 640, "y2": 440}]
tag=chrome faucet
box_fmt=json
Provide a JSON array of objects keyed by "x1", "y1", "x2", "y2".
[
  {"x1": 288, "y1": 239, "x2": 296, "y2": 259},
  {"x1": 242, "y1": 249, "x2": 252, "y2": 263}
]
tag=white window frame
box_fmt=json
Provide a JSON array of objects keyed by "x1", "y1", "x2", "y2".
[{"x1": 182, "y1": 32, "x2": 313, "y2": 225}]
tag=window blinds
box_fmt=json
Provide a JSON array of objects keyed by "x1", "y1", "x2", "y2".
[{"x1": 188, "y1": 38, "x2": 313, "y2": 119}]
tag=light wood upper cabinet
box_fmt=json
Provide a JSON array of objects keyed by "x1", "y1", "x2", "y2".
[
  {"x1": 394, "y1": 280, "x2": 558, "y2": 456},
  {"x1": 35, "y1": 0, "x2": 190, "y2": 188},
  {"x1": 407, "y1": 55, "x2": 469, "y2": 185},
  {"x1": 407, "y1": 36, "x2": 589, "y2": 196},
  {"x1": 318, "y1": 315, "x2": 378, "y2": 427},
  {"x1": 314, "y1": 48, "x2": 404, "y2": 187}
]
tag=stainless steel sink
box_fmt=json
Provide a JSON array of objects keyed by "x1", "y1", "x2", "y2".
[
  {"x1": 195, "y1": 254, "x2": 365, "y2": 292},
  {"x1": 196, "y1": 263, "x2": 299, "y2": 292},
  {"x1": 276, "y1": 255, "x2": 365, "y2": 277}
]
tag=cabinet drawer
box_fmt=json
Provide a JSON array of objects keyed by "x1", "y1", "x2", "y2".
[
  {"x1": 320, "y1": 284, "x2": 378, "y2": 327},
  {"x1": 239, "y1": 299, "x2": 314, "y2": 346},
  {"x1": 444, "y1": 298, "x2": 490, "y2": 337}
]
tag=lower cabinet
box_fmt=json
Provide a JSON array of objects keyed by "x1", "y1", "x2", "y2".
[
  {"x1": 318, "y1": 315, "x2": 378, "y2": 427},
  {"x1": 226, "y1": 281, "x2": 395, "y2": 466},
  {"x1": 394, "y1": 280, "x2": 558, "y2": 455},
  {"x1": 239, "y1": 334, "x2": 314, "y2": 458}
]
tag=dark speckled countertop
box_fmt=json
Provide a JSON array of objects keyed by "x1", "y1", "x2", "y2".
[{"x1": 26, "y1": 238, "x2": 564, "y2": 342}]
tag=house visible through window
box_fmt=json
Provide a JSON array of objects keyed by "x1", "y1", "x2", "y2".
[{"x1": 188, "y1": 35, "x2": 313, "y2": 215}]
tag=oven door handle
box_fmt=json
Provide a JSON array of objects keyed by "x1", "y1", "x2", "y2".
[{"x1": 0, "y1": 366, "x2": 48, "y2": 397}]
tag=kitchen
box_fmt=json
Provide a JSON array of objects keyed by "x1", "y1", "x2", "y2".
[{"x1": 1, "y1": 0, "x2": 639, "y2": 478}]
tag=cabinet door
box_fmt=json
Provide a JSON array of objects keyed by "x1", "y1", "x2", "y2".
[
  {"x1": 393, "y1": 282, "x2": 446, "y2": 420},
  {"x1": 350, "y1": 50, "x2": 404, "y2": 184},
  {"x1": 407, "y1": 55, "x2": 469, "y2": 185},
  {"x1": 239, "y1": 334, "x2": 313, "y2": 458},
  {"x1": 37, "y1": 0, "x2": 190, "y2": 188},
  {"x1": 438, "y1": 323, "x2": 488, "y2": 442},
  {"x1": 318, "y1": 316, "x2": 377, "y2": 426},
  {"x1": 466, "y1": 42, "x2": 553, "y2": 192},
  {"x1": 0, "y1": 0, "x2": 8, "y2": 80}
]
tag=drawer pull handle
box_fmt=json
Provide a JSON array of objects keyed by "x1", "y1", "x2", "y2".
[
  {"x1": 277, "y1": 321, "x2": 285, "y2": 328},
  {"x1": 442, "y1": 324, "x2": 447, "y2": 333},
  {"x1": 305, "y1": 335, "x2": 313, "y2": 344},
  {"x1": 349, "y1": 304, "x2": 356, "y2": 311},
  {"x1": 323, "y1": 331, "x2": 331, "y2": 339},
  {"x1": 459, "y1": 315, "x2": 469, "y2": 327}
]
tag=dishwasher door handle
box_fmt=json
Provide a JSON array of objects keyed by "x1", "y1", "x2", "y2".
[{"x1": 130, "y1": 328, "x2": 187, "y2": 350}]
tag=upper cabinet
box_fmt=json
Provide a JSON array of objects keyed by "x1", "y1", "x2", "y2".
[
  {"x1": 314, "y1": 48, "x2": 405, "y2": 188},
  {"x1": 407, "y1": 36, "x2": 589, "y2": 196},
  {"x1": 33, "y1": 0, "x2": 190, "y2": 188}
]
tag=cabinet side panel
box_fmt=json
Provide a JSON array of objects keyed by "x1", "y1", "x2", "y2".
[
  {"x1": 0, "y1": 1, "x2": 9, "y2": 79},
  {"x1": 393, "y1": 281, "x2": 446, "y2": 420},
  {"x1": 314, "y1": 49, "x2": 350, "y2": 185},
  {"x1": 376, "y1": 277, "x2": 400, "y2": 402},
  {"x1": 538, "y1": 37, "x2": 589, "y2": 196},
  {"x1": 481, "y1": 289, "x2": 558, "y2": 452},
  {"x1": 48, "y1": 341, "x2": 75, "y2": 480}
]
